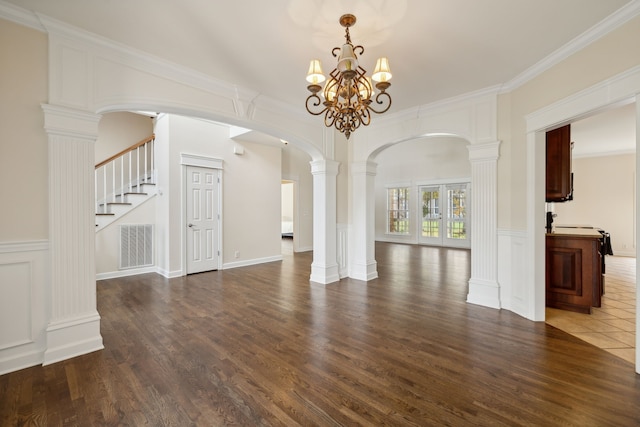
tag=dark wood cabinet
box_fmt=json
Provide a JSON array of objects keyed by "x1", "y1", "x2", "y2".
[
  {"x1": 546, "y1": 124, "x2": 572, "y2": 202},
  {"x1": 546, "y1": 230, "x2": 603, "y2": 314}
]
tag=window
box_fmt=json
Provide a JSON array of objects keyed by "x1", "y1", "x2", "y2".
[{"x1": 387, "y1": 187, "x2": 410, "y2": 234}]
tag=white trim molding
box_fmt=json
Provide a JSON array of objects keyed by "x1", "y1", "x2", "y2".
[
  {"x1": 524, "y1": 65, "x2": 640, "y2": 374},
  {"x1": 180, "y1": 153, "x2": 224, "y2": 169}
]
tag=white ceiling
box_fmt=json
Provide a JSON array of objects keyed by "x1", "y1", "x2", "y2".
[
  {"x1": 572, "y1": 103, "x2": 636, "y2": 157},
  {"x1": 4, "y1": 0, "x2": 638, "y2": 153}
]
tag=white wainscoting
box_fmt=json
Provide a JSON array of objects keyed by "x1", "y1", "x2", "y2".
[
  {"x1": 0, "y1": 240, "x2": 48, "y2": 375},
  {"x1": 497, "y1": 229, "x2": 530, "y2": 319}
]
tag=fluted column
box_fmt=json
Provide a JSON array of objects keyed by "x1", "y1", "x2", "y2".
[
  {"x1": 467, "y1": 141, "x2": 501, "y2": 308},
  {"x1": 310, "y1": 159, "x2": 340, "y2": 284},
  {"x1": 42, "y1": 104, "x2": 104, "y2": 365},
  {"x1": 350, "y1": 161, "x2": 378, "y2": 281}
]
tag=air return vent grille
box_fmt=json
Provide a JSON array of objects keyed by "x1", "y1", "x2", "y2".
[{"x1": 119, "y1": 224, "x2": 153, "y2": 269}]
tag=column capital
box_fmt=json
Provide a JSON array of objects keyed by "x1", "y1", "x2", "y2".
[
  {"x1": 310, "y1": 159, "x2": 340, "y2": 176},
  {"x1": 42, "y1": 104, "x2": 101, "y2": 140},
  {"x1": 468, "y1": 140, "x2": 501, "y2": 162}
]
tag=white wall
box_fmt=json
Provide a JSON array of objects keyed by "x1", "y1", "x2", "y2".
[
  {"x1": 95, "y1": 198, "x2": 157, "y2": 275},
  {"x1": 374, "y1": 136, "x2": 471, "y2": 243},
  {"x1": 553, "y1": 153, "x2": 636, "y2": 256},
  {"x1": 94, "y1": 112, "x2": 156, "y2": 276},
  {"x1": 155, "y1": 114, "x2": 282, "y2": 275},
  {"x1": 281, "y1": 182, "x2": 293, "y2": 222},
  {"x1": 281, "y1": 144, "x2": 313, "y2": 252},
  {"x1": 95, "y1": 112, "x2": 154, "y2": 163}
]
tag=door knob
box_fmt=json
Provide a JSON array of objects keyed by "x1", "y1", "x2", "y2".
[{"x1": 188, "y1": 223, "x2": 194, "y2": 228}]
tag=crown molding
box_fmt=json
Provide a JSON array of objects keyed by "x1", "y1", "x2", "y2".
[
  {"x1": 0, "y1": 0, "x2": 44, "y2": 31},
  {"x1": 502, "y1": 0, "x2": 640, "y2": 93}
]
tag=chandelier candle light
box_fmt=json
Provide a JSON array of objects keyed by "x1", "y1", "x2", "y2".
[{"x1": 305, "y1": 14, "x2": 392, "y2": 139}]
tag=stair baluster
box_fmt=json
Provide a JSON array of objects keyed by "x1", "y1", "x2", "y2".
[{"x1": 94, "y1": 135, "x2": 156, "y2": 230}]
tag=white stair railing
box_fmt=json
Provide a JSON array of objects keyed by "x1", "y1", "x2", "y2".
[{"x1": 95, "y1": 135, "x2": 155, "y2": 213}]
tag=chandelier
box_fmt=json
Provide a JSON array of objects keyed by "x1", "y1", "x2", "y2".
[{"x1": 305, "y1": 14, "x2": 392, "y2": 139}]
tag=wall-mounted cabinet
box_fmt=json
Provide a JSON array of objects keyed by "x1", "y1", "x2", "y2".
[{"x1": 545, "y1": 124, "x2": 572, "y2": 202}]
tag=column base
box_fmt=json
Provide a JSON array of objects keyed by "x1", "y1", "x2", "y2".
[
  {"x1": 310, "y1": 263, "x2": 340, "y2": 285},
  {"x1": 349, "y1": 261, "x2": 378, "y2": 281},
  {"x1": 43, "y1": 312, "x2": 104, "y2": 366},
  {"x1": 349, "y1": 261, "x2": 378, "y2": 282},
  {"x1": 466, "y1": 277, "x2": 501, "y2": 309}
]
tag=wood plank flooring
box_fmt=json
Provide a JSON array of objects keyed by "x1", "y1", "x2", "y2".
[{"x1": 1, "y1": 241, "x2": 639, "y2": 426}]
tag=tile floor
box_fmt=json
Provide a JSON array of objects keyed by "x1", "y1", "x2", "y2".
[{"x1": 546, "y1": 256, "x2": 636, "y2": 364}]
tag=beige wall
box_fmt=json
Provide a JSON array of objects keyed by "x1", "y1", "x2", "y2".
[
  {"x1": 553, "y1": 153, "x2": 635, "y2": 256},
  {"x1": 498, "y1": 15, "x2": 640, "y2": 230},
  {"x1": 95, "y1": 112, "x2": 154, "y2": 163},
  {"x1": 0, "y1": 19, "x2": 48, "y2": 241}
]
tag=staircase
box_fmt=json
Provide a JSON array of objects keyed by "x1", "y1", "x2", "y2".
[{"x1": 95, "y1": 135, "x2": 156, "y2": 231}]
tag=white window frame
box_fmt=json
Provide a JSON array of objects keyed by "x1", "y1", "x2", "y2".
[{"x1": 386, "y1": 185, "x2": 411, "y2": 235}]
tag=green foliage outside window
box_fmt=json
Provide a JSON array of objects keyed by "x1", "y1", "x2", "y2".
[{"x1": 388, "y1": 187, "x2": 410, "y2": 234}]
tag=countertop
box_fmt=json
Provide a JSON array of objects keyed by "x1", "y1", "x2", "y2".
[{"x1": 546, "y1": 227, "x2": 602, "y2": 238}]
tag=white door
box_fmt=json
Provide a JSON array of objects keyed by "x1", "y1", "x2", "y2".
[
  {"x1": 418, "y1": 183, "x2": 470, "y2": 248},
  {"x1": 186, "y1": 166, "x2": 219, "y2": 274},
  {"x1": 442, "y1": 183, "x2": 470, "y2": 248},
  {"x1": 419, "y1": 185, "x2": 442, "y2": 245}
]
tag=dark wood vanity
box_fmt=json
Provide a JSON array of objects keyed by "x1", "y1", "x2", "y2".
[{"x1": 545, "y1": 227, "x2": 604, "y2": 314}]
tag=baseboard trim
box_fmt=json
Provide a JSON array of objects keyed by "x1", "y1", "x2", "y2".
[
  {"x1": 0, "y1": 348, "x2": 44, "y2": 376},
  {"x1": 467, "y1": 277, "x2": 502, "y2": 309},
  {"x1": 43, "y1": 312, "x2": 104, "y2": 366},
  {"x1": 97, "y1": 266, "x2": 157, "y2": 281},
  {"x1": 223, "y1": 255, "x2": 283, "y2": 270}
]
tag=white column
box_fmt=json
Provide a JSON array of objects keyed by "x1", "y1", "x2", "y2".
[
  {"x1": 310, "y1": 159, "x2": 340, "y2": 284},
  {"x1": 42, "y1": 104, "x2": 104, "y2": 365},
  {"x1": 349, "y1": 161, "x2": 378, "y2": 281},
  {"x1": 467, "y1": 141, "x2": 501, "y2": 309}
]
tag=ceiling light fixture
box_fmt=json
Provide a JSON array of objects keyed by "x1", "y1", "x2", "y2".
[{"x1": 305, "y1": 14, "x2": 392, "y2": 140}]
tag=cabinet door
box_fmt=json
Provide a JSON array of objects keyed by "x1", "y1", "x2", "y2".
[
  {"x1": 546, "y1": 236, "x2": 601, "y2": 314},
  {"x1": 546, "y1": 124, "x2": 572, "y2": 202}
]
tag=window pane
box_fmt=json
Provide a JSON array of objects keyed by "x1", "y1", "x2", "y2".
[
  {"x1": 446, "y1": 187, "x2": 467, "y2": 239},
  {"x1": 421, "y1": 188, "x2": 439, "y2": 238},
  {"x1": 387, "y1": 187, "x2": 410, "y2": 234}
]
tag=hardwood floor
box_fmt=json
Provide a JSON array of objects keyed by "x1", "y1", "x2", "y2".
[{"x1": 1, "y1": 241, "x2": 639, "y2": 426}]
